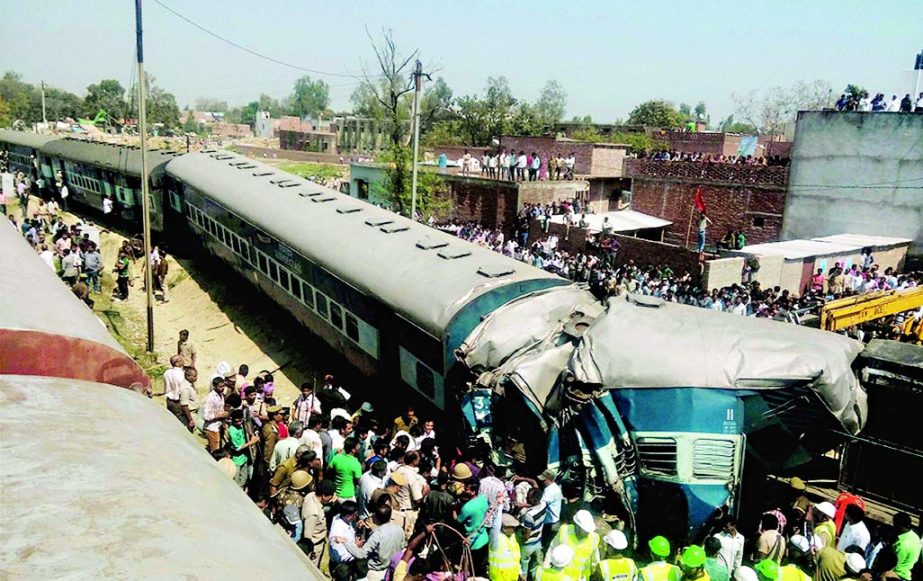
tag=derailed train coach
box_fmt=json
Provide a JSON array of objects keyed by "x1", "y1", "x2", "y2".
[{"x1": 459, "y1": 291, "x2": 869, "y2": 543}]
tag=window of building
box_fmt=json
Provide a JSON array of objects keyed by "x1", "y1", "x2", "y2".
[{"x1": 752, "y1": 216, "x2": 765, "y2": 228}]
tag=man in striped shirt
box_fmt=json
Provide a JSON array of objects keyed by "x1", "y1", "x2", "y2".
[{"x1": 519, "y1": 488, "x2": 547, "y2": 579}]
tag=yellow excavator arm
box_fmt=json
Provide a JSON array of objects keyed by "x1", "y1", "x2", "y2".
[{"x1": 820, "y1": 287, "x2": 923, "y2": 332}]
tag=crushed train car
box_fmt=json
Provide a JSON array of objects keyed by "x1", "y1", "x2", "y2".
[{"x1": 458, "y1": 291, "x2": 868, "y2": 542}]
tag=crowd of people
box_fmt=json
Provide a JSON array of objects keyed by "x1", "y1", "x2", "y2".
[
  {"x1": 454, "y1": 149, "x2": 578, "y2": 181},
  {"x1": 156, "y1": 334, "x2": 923, "y2": 581},
  {"x1": 637, "y1": 150, "x2": 791, "y2": 167},
  {"x1": 835, "y1": 92, "x2": 923, "y2": 113}
]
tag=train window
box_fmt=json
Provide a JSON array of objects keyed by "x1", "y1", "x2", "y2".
[
  {"x1": 232, "y1": 236, "x2": 241, "y2": 254},
  {"x1": 290, "y1": 275, "x2": 302, "y2": 301},
  {"x1": 301, "y1": 282, "x2": 315, "y2": 309},
  {"x1": 257, "y1": 252, "x2": 268, "y2": 274},
  {"x1": 241, "y1": 242, "x2": 251, "y2": 263},
  {"x1": 330, "y1": 303, "x2": 344, "y2": 330},
  {"x1": 268, "y1": 260, "x2": 279, "y2": 282},
  {"x1": 315, "y1": 293, "x2": 328, "y2": 319},
  {"x1": 415, "y1": 363, "x2": 436, "y2": 398},
  {"x1": 344, "y1": 313, "x2": 360, "y2": 342},
  {"x1": 279, "y1": 268, "x2": 290, "y2": 292}
]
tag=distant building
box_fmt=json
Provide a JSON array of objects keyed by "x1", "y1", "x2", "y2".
[
  {"x1": 784, "y1": 111, "x2": 923, "y2": 256},
  {"x1": 278, "y1": 116, "x2": 395, "y2": 154},
  {"x1": 254, "y1": 111, "x2": 272, "y2": 139}
]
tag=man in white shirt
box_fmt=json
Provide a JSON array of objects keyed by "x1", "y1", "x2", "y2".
[
  {"x1": 38, "y1": 245, "x2": 56, "y2": 270},
  {"x1": 837, "y1": 505, "x2": 871, "y2": 552},
  {"x1": 539, "y1": 469, "x2": 562, "y2": 542},
  {"x1": 731, "y1": 297, "x2": 747, "y2": 316},
  {"x1": 916, "y1": 92, "x2": 923, "y2": 112},
  {"x1": 358, "y1": 460, "x2": 387, "y2": 520},
  {"x1": 713, "y1": 517, "x2": 745, "y2": 576},
  {"x1": 271, "y1": 421, "x2": 304, "y2": 471},
  {"x1": 299, "y1": 416, "x2": 325, "y2": 460},
  {"x1": 163, "y1": 355, "x2": 186, "y2": 423},
  {"x1": 328, "y1": 501, "x2": 359, "y2": 568},
  {"x1": 886, "y1": 95, "x2": 901, "y2": 112},
  {"x1": 59, "y1": 184, "x2": 69, "y2": 212},
  {"x1": 517, "y1": 152, "x2": 528, "y2": 181},
  {"x1": 291, "y1": 383, "x2": 322, "y2": 424}
]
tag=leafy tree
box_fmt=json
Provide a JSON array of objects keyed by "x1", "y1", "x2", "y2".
[
  {"x1": 0, "y1": 95, "x2": 10, "y2": 127},
  {"x1": 679, "y1": 103, "x2": 691, "y2": 117},
  {"x1": 534, "y1": 80, "x2": 567, "y2": 131},
  {"x1": 717, "y1": 115, "x2": 757, "y2": 134},
  {"x1": 694, "y1": 101, "x2": 707, "y2": 121},
  {"x1": 419, "y1": 76, "x2": 453, "y2": 133},
  {"x1": 0, "y1": 72, "x2": 35, "y2": 123},
  {"x1": 85, "y1": 79, "x2": 127, "y2": 123},
  {"x1": 128, "y1": 75, "x2": 181, "y2": 129},
  {"x1": 40, "y1": 87, "x2": 83, "y2": 121},
  {"x1": 373, "y1": 144, "x2": 450, "y2": 219},
  {"x1": 422, "y1": 120, "x2": 465, "y2": 148},
  {"x1": 291, "y1": 75, "x2": 330, "y2": 118},
  {"x1": 626, "y1": 100, "x2": 684, "y2": 128}
]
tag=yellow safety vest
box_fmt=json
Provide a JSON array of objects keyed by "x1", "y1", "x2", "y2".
[
  {"x1": 781, "y1": 565, "x2": 811, "y2": 581},
  {"x1": 489, "y1": 533, "x2": 522, "y2": 581},
  {"x1": 639, "y1": 561, "x2": 682, "y2": 581},
  {"x1": 538, "y1": 566, "x2": 576, "y2": 581},
  {"x1": 556, "y1": 524, "x2": 601, "y2": 579},
  {"x1": 599, "y1": 557, "x2": 638, "y2": 581}
]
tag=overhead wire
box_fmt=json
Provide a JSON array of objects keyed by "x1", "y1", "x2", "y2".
[{"x1": 152, "y1": 0, "x2": 378, "y2": 80}]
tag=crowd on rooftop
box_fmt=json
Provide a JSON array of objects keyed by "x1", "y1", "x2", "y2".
[
  {"x1": 453, "y1": 149, "x2": 578, "y2": 181},
  {"x1": 835, "y1": 92, "x2": 923, "y2": 113},
  {"x1": 636, "y1": 150, "x2": 791, "y2": 167}
]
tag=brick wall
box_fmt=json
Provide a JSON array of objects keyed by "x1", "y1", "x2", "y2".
[
  {"x1": 629, "y1": 178, "x2": 785, "y2": 247},
  {"x1": 647, "y1": 131, "x2": 742, "y2": 157},
  {"x1": 500, "y1": 136, "x2": 627, "y2": 177},
  {"x1": 518, "y1": 181, "x2": 588, "y2": 206},
  {"x1": 441, "y1": 176, "x2": 520, "y2": 231},
  {"x1": 625, "y1": 159, "x2": 789, "y2": 187}
]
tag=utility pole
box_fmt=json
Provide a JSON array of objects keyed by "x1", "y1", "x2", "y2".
[
  {"x1": 135, "y1": 0, "x2": 155, "y2": 353},
  {"x1": 409, "y1": 60, "x2": 423, "y2": 221},
  {"x1": 40, "y1": 81, "x2": 47, "y2": 125}
]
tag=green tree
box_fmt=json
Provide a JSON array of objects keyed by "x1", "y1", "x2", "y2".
[
  {"x1": 422, "y1": 119, "x2": 465, "y2": 148},
  {"x1": 85, "y1": 79, "x2": 127, "y2": 123},
  {"x1": 534, "y1": 80, "x2": 567, "y2": 131},
  {"x1": 373, "y1": 144, "x2": 450, "y2": 219},
  {"x1": 291, "y1": 75, "x2": 330, "y2": 118},
  {"x1": 0, "y1": 95, "x2": 10, "y2": 127},
  {"x1": 717, "y1": 115, "x2": 757, "y2": 134},
  {"x1": 0, "y1": 72, "x2": 35, "y2": 123},
  {"x1": 128, "y1": 75, "x2": 181, "y2": 130},
  {"x1": 627, "y1": 100, "x2": 684, "y2": 127},
  {"x1": 40, "y1": 86, "x2": 83, "y2": 122},
  {"x1": 419, "y1": 76, "x2": 453, "y2": 133}
]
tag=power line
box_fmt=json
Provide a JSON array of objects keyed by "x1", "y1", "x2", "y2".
[{"x1": 153, "y1": 0, "x2": 366, "y2": 79}]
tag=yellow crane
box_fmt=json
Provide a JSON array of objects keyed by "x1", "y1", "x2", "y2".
[{"x1": 820, "y1": 287, "x2": 923, "y2": 333}]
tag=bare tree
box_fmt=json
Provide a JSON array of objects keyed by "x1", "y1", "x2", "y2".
[
  {"x1": 358, "y1": 27, "x2": 418, "y2": 147},
  {"x1": 732, "y1": 79, "x2": 832, "y2": 137}
]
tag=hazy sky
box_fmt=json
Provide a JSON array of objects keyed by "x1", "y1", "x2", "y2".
[{"x1": 2, "y1": 0, "x2": 920, "y2": 122}]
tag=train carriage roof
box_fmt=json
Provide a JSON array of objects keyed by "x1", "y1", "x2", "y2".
[
  {"x1": 0, "y1": 129, "x2": 58, "y2": 149},
  {"x1": 41, "y1": 137, "x2": 177, "y2": 178},
  {"x1": 166, "y1": 151, "x2": 566, "y2": 338},
  {"x1": 0, "y1": 222, "x2": 148, "y2": 388},
  {"x1": 0, "y1": 374, "x2": 322, "y2": 579}
]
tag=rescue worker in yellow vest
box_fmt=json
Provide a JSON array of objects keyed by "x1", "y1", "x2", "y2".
[
  {"x1": 754, "y1": 559, "x2": 780, "y2": 581},
  {"x1": 544, "y1": 509, "x2": 601, "y2": 580},
  {"x1": 540, "y1": 545, "x2": 578, "y2": 581},
  {"x1": 490, "y1": 513, "x2": 523, "y2": 581},
  {"x1": 679, "y1": 545, "x2": 710, "y2": 581},
  {"x1": 639, "y1": 536, "x2": 682, "y2": 581},
  {"x1": 597, "y1": 529, "x2": 638, "y2": 581},
  {"x1": 812, "y1": 502, "x2": 837, "y2": 549},
  {"x1": 780, "y1": 535, "x2": 813, "y2": 581}
]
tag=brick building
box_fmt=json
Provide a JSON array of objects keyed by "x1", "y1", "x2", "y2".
[{"x1": 625, "y1": 159, "x2": 789, "y2": 247}]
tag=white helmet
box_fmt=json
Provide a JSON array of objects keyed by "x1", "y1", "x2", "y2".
[
  {"x1": 735, "y1": 566, "x2": 759, "y2": 581},
  {"x1": 551, "y1": 545, "x2": 574, "y2": 568}
]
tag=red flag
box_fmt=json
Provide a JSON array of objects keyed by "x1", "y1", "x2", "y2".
[{"x1": 693, "y1": 187, "x2": 706, "y2": 213}]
